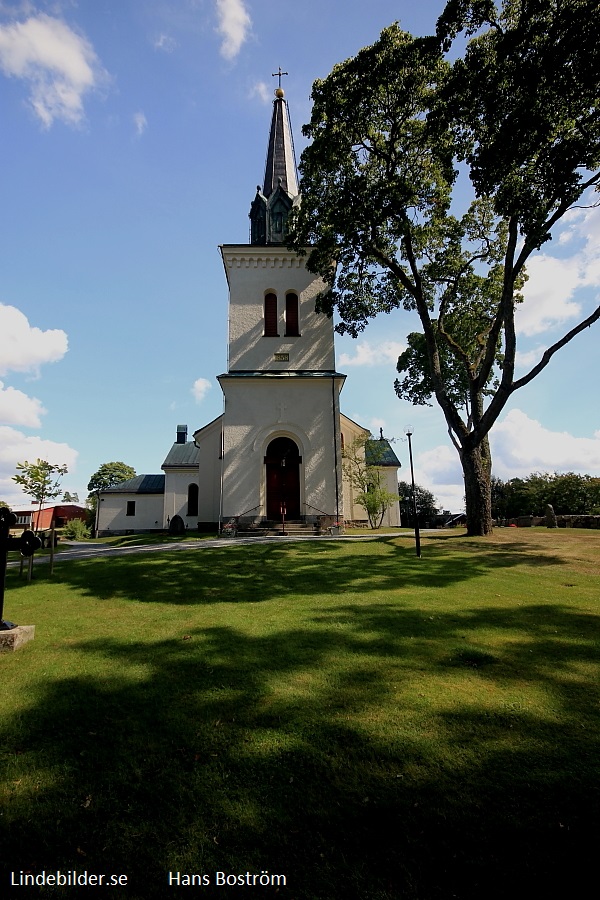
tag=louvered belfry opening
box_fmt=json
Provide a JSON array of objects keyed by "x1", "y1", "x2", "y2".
[
  {"x1": 285, "y1": 292, "x2": 299, "y2": 336},
  {"x1": 264, "y1": 293, "x2": 278, "y2": 336}
]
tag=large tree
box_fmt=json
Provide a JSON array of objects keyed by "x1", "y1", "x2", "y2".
[
  {"x1": 398, "y1": 481, "x2": 440, "y2": 526},
  {"x1": 288, "y1": 1, "x2": 600, "y2": 535},
  {"x1": 87, "y1": 461, "x2": 136, "y2": 511}
]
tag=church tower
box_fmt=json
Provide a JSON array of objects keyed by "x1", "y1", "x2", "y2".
[{"x1": 217, "y1": 82, "x2": 346, "y2": 526}]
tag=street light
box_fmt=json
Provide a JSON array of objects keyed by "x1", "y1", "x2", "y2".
[{"x1": 405, "y1": 427, "x2": 421, "y2": 558}]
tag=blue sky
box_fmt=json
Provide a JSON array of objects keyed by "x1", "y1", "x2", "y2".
[{"x1": 1, "y1": 0, "x2": 599, "y2": 513}]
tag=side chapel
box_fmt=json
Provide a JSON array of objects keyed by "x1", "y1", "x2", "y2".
[{"x1": 97, "y1": 85, "x2": 400, "y2": 535}]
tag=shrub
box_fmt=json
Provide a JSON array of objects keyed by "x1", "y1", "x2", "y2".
[{"x1": 62, "y1": 518, "x2": 90, "y2": 540}]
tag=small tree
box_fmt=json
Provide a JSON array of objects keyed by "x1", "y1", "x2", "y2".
[
  {"x1": 13, "y1": 459, "x2": 68, "y2": 532},
  {"x1": 62, "y1": 491, "x2": 79, "y2": 503},
  {"x1": 343, "y1": 435, "x2": 399, "y2": 528}
]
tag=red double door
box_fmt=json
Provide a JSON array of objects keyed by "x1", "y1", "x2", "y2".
[{"x1": 265, "y1": 437, "x2": 301, "y2": 520}]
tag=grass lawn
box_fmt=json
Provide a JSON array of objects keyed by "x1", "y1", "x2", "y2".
[{"x1": 1, "y1": 529, "x2": 599, "y2": 898}]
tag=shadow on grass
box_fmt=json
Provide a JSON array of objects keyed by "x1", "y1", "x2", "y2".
[
  {"x1": 17, "y1": 536, "x2": 568, "y2": 607},
  {"x1": 2, "y1": 597, "x2": 599, "y2": 899}
]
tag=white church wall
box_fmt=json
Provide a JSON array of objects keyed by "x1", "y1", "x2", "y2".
[
  {"x1": 340, "y1": 415, "x2": 401, "y2": 526},
  {"x1": 163, "y1": 469, "x2": 198, "y2": 525},
  {"x1": 381, "y1": 467, "x2": 401, "y2": 526},
  {"x1": 192, "y1": 417, "x2": 223, "y2": 525},
  {"x1": 219, "y1": 375, "x2": 344, "y2": 521},
  {"x1": 341, "y1": 415, "x2": 368, "y2": 522},
  {"x1": 222, "y1": 245, "x2": 335, "y2": 373},
  {"x1": 97, "y1": 493, "x2": 164, "y2": 535}
]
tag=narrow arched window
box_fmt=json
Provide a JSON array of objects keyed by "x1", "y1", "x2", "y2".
[
  {"x1": 285, "y1": 292, "x2": 299, "y2": 336},
  {"x1": 264, "y1": 293, "x2": 278, "y2": 336},
  {"x1": 187, "y1": 483, "x2": 199, "y2": 517}
]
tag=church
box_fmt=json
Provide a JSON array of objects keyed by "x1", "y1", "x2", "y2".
[{"x1": 96, "y1": 85, "x2": 400, "y2": 536}]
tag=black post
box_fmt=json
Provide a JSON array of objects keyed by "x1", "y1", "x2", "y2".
[
  {"x1": 0, "y1": 507, "x2": 18, "y2": 629},
  {"x1": 405, "y1": 430, "x2": 421, "y2": 558}
]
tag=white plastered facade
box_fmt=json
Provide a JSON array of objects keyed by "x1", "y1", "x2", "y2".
[{"x1": 97, "y1": 492, "x2": 164, "y2": 534}]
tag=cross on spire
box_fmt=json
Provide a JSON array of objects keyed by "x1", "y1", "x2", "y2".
[{"x1": 272, "y1": 67, "x2": 288, "y2": 89}]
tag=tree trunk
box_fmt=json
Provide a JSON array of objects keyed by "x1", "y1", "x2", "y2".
[{"x1": 461, "y1": 441, "x2": 493, "y2": 536}]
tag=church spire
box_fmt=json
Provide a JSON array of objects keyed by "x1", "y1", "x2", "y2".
[
  {"x1": 263, "y1": 72, "x2": 298, "y2": 198},
  {"x1": 249, "y1": 72, "x2": 299, "y2": 245}
]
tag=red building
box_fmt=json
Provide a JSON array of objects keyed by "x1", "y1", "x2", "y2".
[{"x1": 12, "y1": 504, "x2": 88, "y2": 531}]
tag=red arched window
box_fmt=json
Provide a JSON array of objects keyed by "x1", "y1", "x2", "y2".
[
  {"x1": 285, "y1": 293, "x2": 299, "y2": 336},
  {"x1": 264, "y1": 293, "x2": 278, "y2": 336}
]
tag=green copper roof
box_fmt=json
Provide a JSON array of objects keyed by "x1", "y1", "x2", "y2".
[
  {"x1": 162, "y1": 441, "x2": 202, "y2": 468},
  {"x1": 103, "y1": 474, "x2": 165, "y2": 494},
  {"x1": 365, "y1": 439, "x2": 401, "y2": 468}
]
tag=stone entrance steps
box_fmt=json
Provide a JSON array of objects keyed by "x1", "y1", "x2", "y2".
[{"x1": 235, "y1": 519, "x2": 319, "y2": 537}]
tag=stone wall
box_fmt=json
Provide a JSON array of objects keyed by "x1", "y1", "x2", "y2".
[{"x1": 503, "y1": 515, "x2": 600, "y2": 529}]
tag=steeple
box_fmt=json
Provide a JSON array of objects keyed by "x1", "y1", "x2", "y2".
[
  {"x1": 249, "y1": 73, "x2": 300, "y2": 246},
  {"x1": 263, "y1": 84, "x2": 299, "y2": 198}
]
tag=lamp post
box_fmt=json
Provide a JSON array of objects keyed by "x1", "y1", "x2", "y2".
[{"x1": 405, "y1": 427, "x2": 421, "y2": 558}]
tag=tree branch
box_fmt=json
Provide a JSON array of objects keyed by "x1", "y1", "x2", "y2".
[{"x1": 512, "y1": 303, "x2": 600, "y2": 391}]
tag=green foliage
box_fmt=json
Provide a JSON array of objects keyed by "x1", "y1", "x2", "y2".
[
  {"x1": 288, "y1": 4, "x2": 600, "y2": 535},
  {"x1": 87, "y1": 461, "x2": 136, "y2": 510},
  {"x1": 398, "y1": 480, "x2": 440, "y2": 525},
  {"x1": 62, "y1": 491, "x2": 79, "y2": 503},
  {"x1": 62, "y1": 518, "x2": 90, "y2": 540},
  {"x1": 12, "y1": 459, "x2": 68, "y2": 531},
  {"x1": 343, "y1": 435, "x2": 399, "y2": 528},
  {"x1": 492, "y1": 472, "x2": 600, "y2": 518}
]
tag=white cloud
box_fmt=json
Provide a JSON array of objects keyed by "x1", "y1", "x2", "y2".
[
  {"x1": 133, "y1": 110, "x2": 147, "y2": 137},
  {"x1": 250, "y1": 80, "x2": 269, "y2": 104},
  {"x1": 154, "y1": 33, "x2": 177, "y2": 53},
  {"x1": 490, "y1": 408, "x2": 600, "y2": 478},
  {"x1": 215, "y1": 0, "x2": 251, "y2": 60},
  {"x1": 0, "y1": 380, "x2": 45, "y2": 427},
  {"x1": 339, "y1": 340, "x2": 405, "y2": 368},
  {"x1": 517, "y1": 254, "x2": 583, "y2": 336},
  {"x1": 0, "y1": 304, "x2": 68, "y2": 376},
  {"x1": 365, "y1": 417, "x2": 386, "y2": 434},
  {"x1": 192, "y1": 377, "x2": 212, "y2": 403},
  {"x1": 517, "y1": 205, "x2": 600, "y2": 336},
  {"x1": 417, "y1": 443, "x2": 463, "y2": 487},
  {"x1": 411, "y1": 445, "x2": 466, "y2": 513},
  {"x1": 0, "y1": 425, "x2": 78, "y2": 506},
  {"x1": 514, "y1": 345, "x2": 546, "y2": 370},
  {"x1": 0, "y1": 13, "x2": 106, "y2": 127}
]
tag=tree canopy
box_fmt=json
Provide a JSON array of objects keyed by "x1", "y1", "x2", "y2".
[
  {"x1": 288, "y1": 0, "x2": 600, "y2": 535},
  {"x1": 87, "y1": 461, "x2": 136, "y2": 513},
  {"x1": 398, "y1": 481, "x2": 440, "y2": 526},
  {"x1": 87, "y1": 461, "x2": 136, "y2": 495},
  {"x1": 491, "y1": 472, "x2": 600, "y2": 518}
]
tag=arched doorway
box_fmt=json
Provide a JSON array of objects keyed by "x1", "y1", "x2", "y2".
[{"x1": 265, "y1": 436, "x2": 301, "y2": 520}]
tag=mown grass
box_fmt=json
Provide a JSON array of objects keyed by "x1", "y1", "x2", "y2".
[{"x1": 1, "y1": 529, "x2": 599, "y2": 899}]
